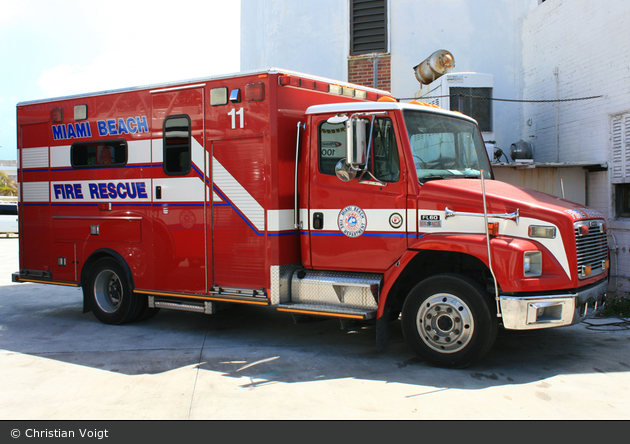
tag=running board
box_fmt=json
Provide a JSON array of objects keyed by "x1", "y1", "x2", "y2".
[
  {"x1": 138, "y1": 289, "x2": 269, "y2": 307},
  {"x1": 208, "y1": 287, "x2": 269, "y2": 305},
  {"x1": 149, "y1": 296, "x2": 215, "y2": 314},
  {"x1": 277, "y1": 303, "x2": 377, "y2": 320},
  {"x1": 204, "y1": 294, "x2": 270, "y2": 305}
]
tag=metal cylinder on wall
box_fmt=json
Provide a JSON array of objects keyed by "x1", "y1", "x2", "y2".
[{"x1": 413, "y1": 50, "x2": 455, "y2": 85}]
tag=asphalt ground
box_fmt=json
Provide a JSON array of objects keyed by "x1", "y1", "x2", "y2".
[{"x1": 1, "y1": 236, "x2": 629, "y2": 422}]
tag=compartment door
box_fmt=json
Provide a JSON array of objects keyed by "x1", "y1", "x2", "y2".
[
  {"x1": 19, "y1": 123, "x2": 52, "y2": 273},
  {"x1": 151, "y1": 87, "x2": 208, "y2": 293},
  {"x1": 211, "y1": 137, "x2": 266, "y2": 290}
]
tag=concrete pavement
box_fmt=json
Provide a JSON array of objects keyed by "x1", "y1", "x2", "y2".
[{"x1": 1, "y1": 237, "x2": 629, "y2": 420}]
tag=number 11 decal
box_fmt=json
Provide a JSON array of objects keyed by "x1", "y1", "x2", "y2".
[{"x1": 228, "y1": 108, "x2": 244, "y2": 129}]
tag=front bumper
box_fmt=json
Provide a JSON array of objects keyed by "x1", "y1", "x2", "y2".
[{"x1": 499, "y1": 279, "x2": 608, "y2": 330}]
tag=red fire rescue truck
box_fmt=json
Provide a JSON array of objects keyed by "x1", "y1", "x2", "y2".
[{"x1": 13, "y1": 68, "x2": 609, "y2": 368}]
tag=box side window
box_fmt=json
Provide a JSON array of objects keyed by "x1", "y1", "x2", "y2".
[
  {"x1": 71, "y1": 140, "x2": 127, "y2": 168},
  {"x1": 163, "y1": 115, "x2": 191, "y2": 176}
]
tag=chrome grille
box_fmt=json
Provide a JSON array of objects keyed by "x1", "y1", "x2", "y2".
[{"x1": 574, "y1": 220, "x2": 608, "y2": 279}]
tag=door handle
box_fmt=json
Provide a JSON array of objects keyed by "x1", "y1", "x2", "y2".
[
  {"x1": 155, "y1": 186, "x2": 162, "y2": 200},
  {"x1": 313, "y1": 212, "x2": 323, "y2": 230}
]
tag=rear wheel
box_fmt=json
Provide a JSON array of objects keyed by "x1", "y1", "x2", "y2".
[
  {"x1": 136, "y1": 302, "x2": 160, "y2": 322},
  {"x1": 85, "y1": 257, "x2": 144, "y2": 324},
  {"x1": 401, "y1": 273, "x2": 497, "y2": 368}
]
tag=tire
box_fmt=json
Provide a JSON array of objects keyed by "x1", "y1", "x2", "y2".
[
  {"x1": 85, "y1": 257, "x2": 143, "y2": 325},
  {"x1": 136, "y1": 303, "x2": 160, "y2": 322},
  {"x1": 401, "y1": 273, "x2": 498, "y2": 368}
]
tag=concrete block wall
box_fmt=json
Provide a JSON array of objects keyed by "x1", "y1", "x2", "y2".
[
  {"x1": 520, "y1": 0, "x2": 630, "y2": 165},
  {"x1": 520, "y1": 0, "x2": 630, "y2": 290},
  {"x1": 240, "y1": 0, "x2": 348, "y2": 81}
]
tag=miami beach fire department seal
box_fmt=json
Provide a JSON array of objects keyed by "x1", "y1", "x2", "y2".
[{"x1": 338, "y1": 205, "x2": 367, "y2": 238}]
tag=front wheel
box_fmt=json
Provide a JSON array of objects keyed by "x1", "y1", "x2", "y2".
[
  {"x1": 85, "y1": 257, "x2": 144, "y2": 325},
  {"x1": 401, "y1": 273, "x2": 498, "y2": 368}
]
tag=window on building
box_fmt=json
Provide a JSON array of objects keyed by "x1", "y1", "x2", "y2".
[
  {"x1": 71, "y1": 140, "x2": 127, "y2": 168},
  {"x1": 163, "y1": 115, "x2": 191, "y2": 175},
  {"x1": 350, "y1": 0, "x2": 388, "y2": 55},
  {"x1": 613, "y1": 113, "x2": 630, "y2": 217},
  {"x1": 612, "y1": 113, "x2": 630, "y2": 183},
  {"x1": 615, "y1": 184, "x2": 630, "y2": 218},
  {"x1": 449, "y1": 87, "x2": 493, "y2": 133}
]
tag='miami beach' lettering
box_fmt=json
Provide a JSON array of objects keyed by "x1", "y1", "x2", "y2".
[
  {"x1": 52, "y1": 122, "x2": 92, "y2": 141},
  {"x1": 51, "y1": 116, "x2": 148, "y2": 141},
  {"x1": 97, "y1": 116, "x2": 149, "y2": 136}
]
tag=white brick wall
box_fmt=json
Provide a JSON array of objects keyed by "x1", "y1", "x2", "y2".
[{"x1": 520, "y1": 0, "x2": 630, "y2": 289}]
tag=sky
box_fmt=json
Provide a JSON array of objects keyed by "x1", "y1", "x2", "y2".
[{"x1": 0, "y1": 0, "x2": 241, "y2": 161}]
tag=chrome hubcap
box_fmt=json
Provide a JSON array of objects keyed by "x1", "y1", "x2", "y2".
[
  {"x1": 417, "y1": 293, "x2": 474, "y2": 353},
  {"x1": 93, "y1": 270, "x2": 122, "y2": 313}
]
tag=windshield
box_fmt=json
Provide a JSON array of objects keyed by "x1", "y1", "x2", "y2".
[{"x1": 403, "y1": 110, "x2": 491, "y2": 183}]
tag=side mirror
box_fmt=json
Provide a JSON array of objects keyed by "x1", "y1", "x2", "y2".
[
  {"x1": 326, "y1": 113, "x2": 374, "y2": 183},
  {"x1": 347, "y1": 117, "x2": 367, "y2": 167},
  {"x1": 327, "y1": 115, "x2": 348, "y2": 125},
  {"x1": 335, "y1": 158, "x2": 357, "y2": 182}
]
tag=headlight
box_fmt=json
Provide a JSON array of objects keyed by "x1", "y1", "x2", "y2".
[
  {"x1": 528, "y1": 225, "x2": 556, "y2": 239},
  {"x1": 524, "y1": 251, "x2": 543, "y2": 277}
]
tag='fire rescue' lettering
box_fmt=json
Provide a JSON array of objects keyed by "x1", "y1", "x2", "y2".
[{"x1": 53, "y1": 182, "x2": 148, "y2": 200}]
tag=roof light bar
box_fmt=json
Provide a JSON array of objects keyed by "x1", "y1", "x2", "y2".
[
  {"x1": 277, "y1": 73, "x2": 378, "y2": 101},
  {"x1": 279, "y1": 75, "x2": 300, "y2": 87},
  {"x1": 300, "y1": 78, "x2": 316, "y2": 90},
  {"x1": 329, "y1": 84, "x2": 342, "y2": 95},
  {"x1": 315, "y1": 82, "x2": 329, "y2": 93}
]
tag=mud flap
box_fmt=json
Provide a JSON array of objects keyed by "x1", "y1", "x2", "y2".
[
  {"x1": 376, "y1": 311, "x2": 390, "y2": 352},
  {"x1": 82, "y1": 291, "x2": 92, "y2": 314}
]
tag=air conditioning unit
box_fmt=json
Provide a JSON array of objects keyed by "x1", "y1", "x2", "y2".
[{"x1": 415, "y1": 72, "x2": 495, "y2": 145}]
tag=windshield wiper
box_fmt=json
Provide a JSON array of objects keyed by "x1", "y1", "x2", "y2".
[
  {"x1": 419, "y1": 173, "x2": 480, "y2": 184},
  {"x1": 419, "y1": 174, "x2": 451, "y2": 183}
]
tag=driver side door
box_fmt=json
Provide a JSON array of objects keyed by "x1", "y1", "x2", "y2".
[{"x1": 306, "y1": 113, "x2": 408, "y2": 273}]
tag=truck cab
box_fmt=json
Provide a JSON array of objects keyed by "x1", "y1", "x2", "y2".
[{"x1": 296, "y1": 100, "x2": 608, "y2": 367}]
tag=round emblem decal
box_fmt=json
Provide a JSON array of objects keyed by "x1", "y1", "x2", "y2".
[
  {"x1": 338, "y1": 205, "x2": 367, "y2": 238},
  {"x1": 389, "y1": 212, "x2": 403, "y2": 229},
  {"x1": 179, "y1": 210, "x2": 196, "y2": 229}
]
